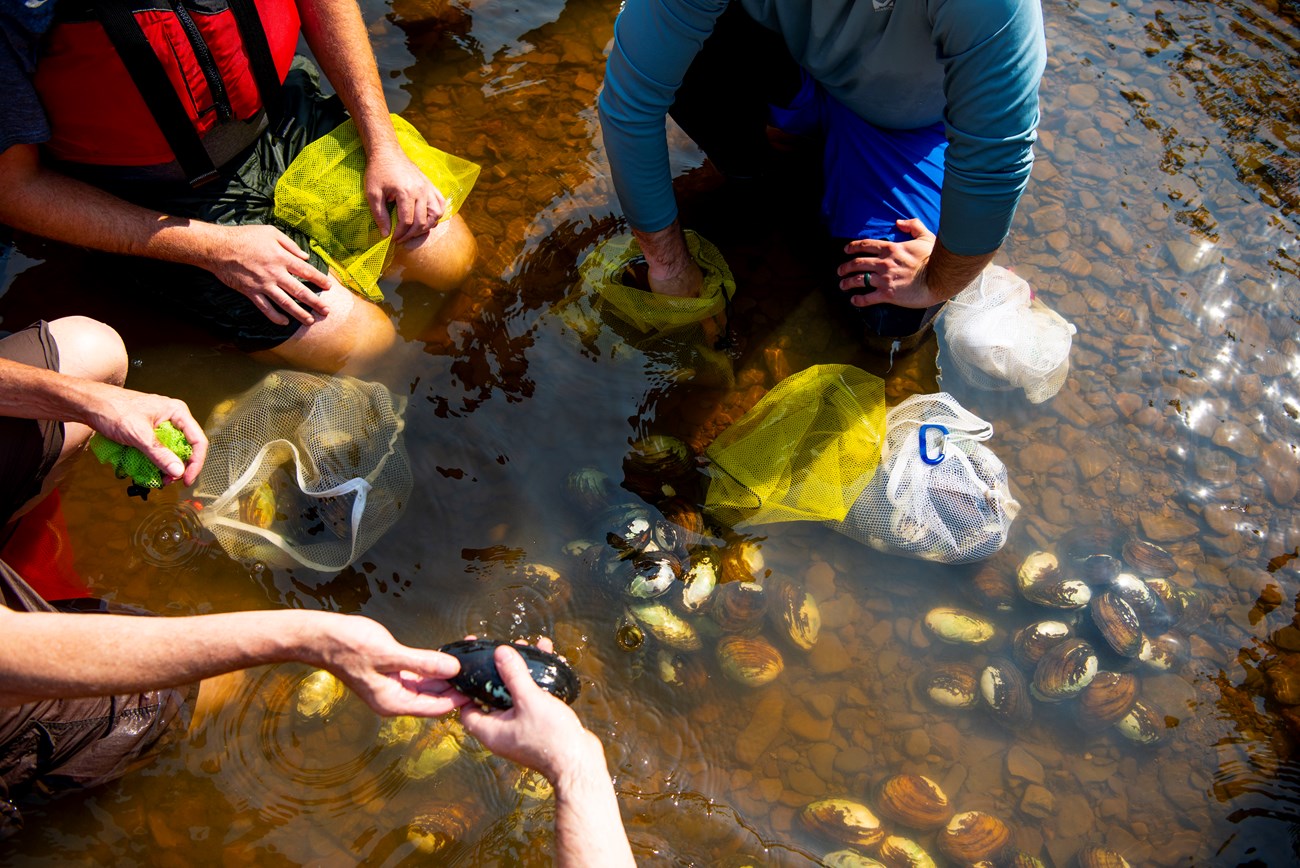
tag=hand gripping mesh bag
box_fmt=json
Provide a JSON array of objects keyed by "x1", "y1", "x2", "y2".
[
  {"x1": 273, "y1": 114, "x2": 480, "y2": 301},
  {"x1": 703, "y1": 365, "x2": 887, "y2": 528},
  {"x1": 566, "y1": 230, "x2": 735, "y2": 387},
  {"x1": 937, "y1": 265, "x2": 1076, "y2": 403},
  {"x1": 194, "y1": 371, "x2": 413, "y2": 572},
  {"x1": 827, "y1": 393, "x2": 1020, "y2": 564}
]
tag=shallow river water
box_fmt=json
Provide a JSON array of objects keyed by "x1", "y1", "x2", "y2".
[{"x1": 1, "y1": 0, "x2": 1298, "y2": 865}]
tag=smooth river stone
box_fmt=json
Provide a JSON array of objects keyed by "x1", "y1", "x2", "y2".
[
  {"x1": 1139, "y1": 513, "x2": 1199, "y2": 542},
  {"x1": 1212, "y1": 421, "x2": 1262, "y2": 458}
]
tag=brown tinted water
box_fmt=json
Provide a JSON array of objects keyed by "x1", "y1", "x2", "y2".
[{"x1": 1, "y1": 0, "x2": 1298, "y2": 864}]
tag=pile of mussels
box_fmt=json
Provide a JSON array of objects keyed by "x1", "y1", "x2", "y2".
[
  {"x1": 562, "y1": 435, "x2": 823, "y2": 690},
  {"x1": 797, "y1": 771, "x2": 1132, "y2": 867},
  {"x1": 917, "y1": 526, "x2": 1207, "y2": 746}
]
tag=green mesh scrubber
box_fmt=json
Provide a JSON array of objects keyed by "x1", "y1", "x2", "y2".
[{"x1": 89, "y1": 421, "x2": 193, "y2": 489}]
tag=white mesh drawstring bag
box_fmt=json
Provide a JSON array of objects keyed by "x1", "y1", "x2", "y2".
[
  {"x1": 827, "y1": 393, "x2": 1020, "y2": 564},
  {"x1": 938, "y1": 265, "x2": 1076, "y2": 403},
  {"x1": 194, "y1": 371, "x2": 412, "y2": 571}
]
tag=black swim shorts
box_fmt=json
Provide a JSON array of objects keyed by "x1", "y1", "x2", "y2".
[
  {"x1": 91, "y1": 58, "x2": 351, "y2": 353},
  {"x1": 0, "y1": 561, "x2": 194, "y2": 842},
  {"x1": 0, "y1": 322, "x2": 64, "y2": 533}
]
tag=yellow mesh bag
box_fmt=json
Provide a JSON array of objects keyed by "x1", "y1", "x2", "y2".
[
  {"x1": 704, "y1": 364, "x2": 887, "y2": 528},
  {"x1": 565, "y1": 230, "x2": 735, "y2": 387},
  {"x1": 273, "y1": 115, "x2": 480, "y2": 301},
  {"x1": 581, "y1": 231, "x2": 732, "y2": 331}
]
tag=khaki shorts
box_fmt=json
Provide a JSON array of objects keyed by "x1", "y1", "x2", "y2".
[{"x1": 0, "y1": 322, "x2": 64, "y2": 534}]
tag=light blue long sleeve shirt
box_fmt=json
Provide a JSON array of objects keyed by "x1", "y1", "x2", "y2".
[{"x1": 598, "y1": 0, "x2": 1046, "y2": 256}]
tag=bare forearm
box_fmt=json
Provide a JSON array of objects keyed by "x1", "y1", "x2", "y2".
[
  {"x1": 553, "y1": 733, "x2": 636, "y2": 868},
  {"x1": 298, "y1": 0, "x2": 398, "y2": 158},
  {"x1": 0, "y1": 607, "x2": 337, "y2": 706},
  {"x1": 0, "y1": 359, "x2": 115, "y2": 426},
  {"x1": 922, "y1": 240, "x2": 996, "y2": 301},
  {"x1": 0, "y1": 145, "x2": 223, "y2": 269}
]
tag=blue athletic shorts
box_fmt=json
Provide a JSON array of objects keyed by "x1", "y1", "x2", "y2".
[{"x1": 769, "y1": 73, "x2": 947, "y2": 243}]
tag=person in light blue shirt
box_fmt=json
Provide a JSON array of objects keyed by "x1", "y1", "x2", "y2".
[{"x1": 599, "y1": 0, "x2": 1046, "y2": 350}]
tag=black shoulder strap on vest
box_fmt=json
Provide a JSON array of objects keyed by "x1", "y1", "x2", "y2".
[
  {"x1": 94, "y1": 0, "x2": 219, "y2": 187},
  {"x1": 227, "y1": 0, "x2": 289, "y2": 136}
]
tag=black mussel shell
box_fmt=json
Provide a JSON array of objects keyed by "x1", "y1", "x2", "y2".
[{"x1": 440, "y1": 639, "x2": 580, "y2": 709}]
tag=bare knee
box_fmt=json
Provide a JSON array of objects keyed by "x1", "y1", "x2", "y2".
[
  {"x1": 389, "y1": 213, "x2": 478, "y2": 291},
  {"x1": 46, "y1": 316, "x2": 128, "y2": 387},
  {"x1": 251, "y1": 284, "x2": 396, "y2": 374}
]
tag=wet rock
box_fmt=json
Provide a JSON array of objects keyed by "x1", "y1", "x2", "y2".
[
  {"x1": 902, "y1": 729, "x2": 931, "y2": 759},
  {"x1": 1067, "y1": 83, "x2": 1101, "y2": 108},
  {"x1": 1166, "y1": 238, "x2": 1216, "y2": 273},
  {"x1": 809, "y1": 634, "x2": 852, "y2": 674},
  {"x1": 1095, "y1": 216, "x2": 1134, "y2": 253},
  {"x1": 1055, "y1": 793, "x2": 1094, "y2": 838},
  {"x1": 834, "y1": 746, "x2": 872, "y2": 775},
  {"x1": 1006, "y1": 746, "x2": 1045, "y2": 785},
  {"x1": 736, "y1": 692, "x2": 785, "y2": 764},
  {"x1": 1263, "y1": 657, "x2": 1300, "y2": 705},
  {"x1": 1212, "y1": 422, "x2": 1261, "y2": 459},
  {"x1": 1139, "y1": 512, "x2": 1199, "y2": 542},
  {"x1": 1020, "y1": 784, "x2": 1056, "y2": 818}
]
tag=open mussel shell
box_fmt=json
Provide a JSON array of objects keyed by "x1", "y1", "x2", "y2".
[
  {"x1": 875, "y1": 774, "x2": 954, "y2": 830},
  {"x1": 711, "y1": 580, "x2": 769, "y2": 635},
  {"x1": 294, "y1": 669, "x2": 348, "y2": 721},
  {"x1": 770, "y1": 581, "x2": 821, "y2": 651},
  {"x1": 938, "y1": 810, "x2": 1013, "y2": 865},
  {"x1": 1011, "y1": 620, "x2": 1072, "y2": 670},
  {"x1": 980, "y1": 658, "x2": 1033, "y2": 727},
  {"x1": 614, "y1": 613, "x2": 646, "y2": 651},
  {"x1": 1076, "y1": 671, "x2": 1140, "y2": 727},
  {"x1": 717, "y1": 635, "x2": 784, "y2": 687},
  {"x1": 800, "y1": 798, "x2": 886, "y2": 849},
  {"x1": 1122, "y1": 538, "x2": 1178, "y2": 578},
  {"x1": 923, "y1": 607, "x2": 998, "y2": 647},
  {"x1": 1032, "y1": 638, "x2": 1099, "y2": 702},
  {"x1": 564, "y1": 465, "x2": 612, "y2": 514},
  {"x1": 878, "y1": 835, "x2": 937, "y2": 867},
  {"x1": 1075, "y1": 844, "x2": 1133, "y2": 868},
  {"x1": 1113, "y1": 697, "x2": 1170, "y2": 746},
  {"x1": 628, "y1": 601, "x2": 702, "y2": 651},
  {"x1": 1090, "y1": 590, "x2": 1144, "y2": 658},
  {"x1": 439, "y1": 639, "x2": 580, "y2": 709},
  {"x1": 919, "y1": 661, "x2": 981, "y2": 709}
]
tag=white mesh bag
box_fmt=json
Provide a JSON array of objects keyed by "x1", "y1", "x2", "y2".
[
  {"x1": 827, "y1": 393, "x2": 1020, "y2": 564},
  {"x1": 194, "y1": 371, "x2": 412, "y2": 571},
  {"x1": 937, "y1": 265, "x2": 1076, "y2": 403}
]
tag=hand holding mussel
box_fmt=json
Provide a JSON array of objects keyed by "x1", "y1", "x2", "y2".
[{"x1": 439, "y1": 638, "x2": 580, "y2": 710}]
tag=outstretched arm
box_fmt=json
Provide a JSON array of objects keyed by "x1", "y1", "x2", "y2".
[
  {"x1": 0, "y1": 144, "x2": 333, "y2": 326},
  {"x1": 298, "y1": 0, "x2": 445, "y2": 244},
  {"x1": 460, "y1": 644, "x2": 636, "y2": 868},
  {"x1": 0, "y1": 356, "x2": 208, "y2": 485},
  {"x1": 0, "y1": 605, "x2": 468, "y2": 717}
]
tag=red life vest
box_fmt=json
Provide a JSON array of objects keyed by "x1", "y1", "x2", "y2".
[{"x1": 34, "y1": 0, "x2": 300, "y2": 169}]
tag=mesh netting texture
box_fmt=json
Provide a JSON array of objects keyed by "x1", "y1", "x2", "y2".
[
  {"x1": 704, "y1": 364, "x2": 887, "y2": 528},
  {"x1": 562, "y1": 230, "x2": 736, "y2": 387},
  {"x1": 827, "y1": 393, "x2": 1020, "y2": 564},
  {"x1": 273, "y1": 114, "x2": 480, "y2": 300},
  {"x1": 194, "y1": 371, "x2": 412, "y2": 572},
  {"x1": 937, "y1": 265, "x2": 1076, "y2": 403}
]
